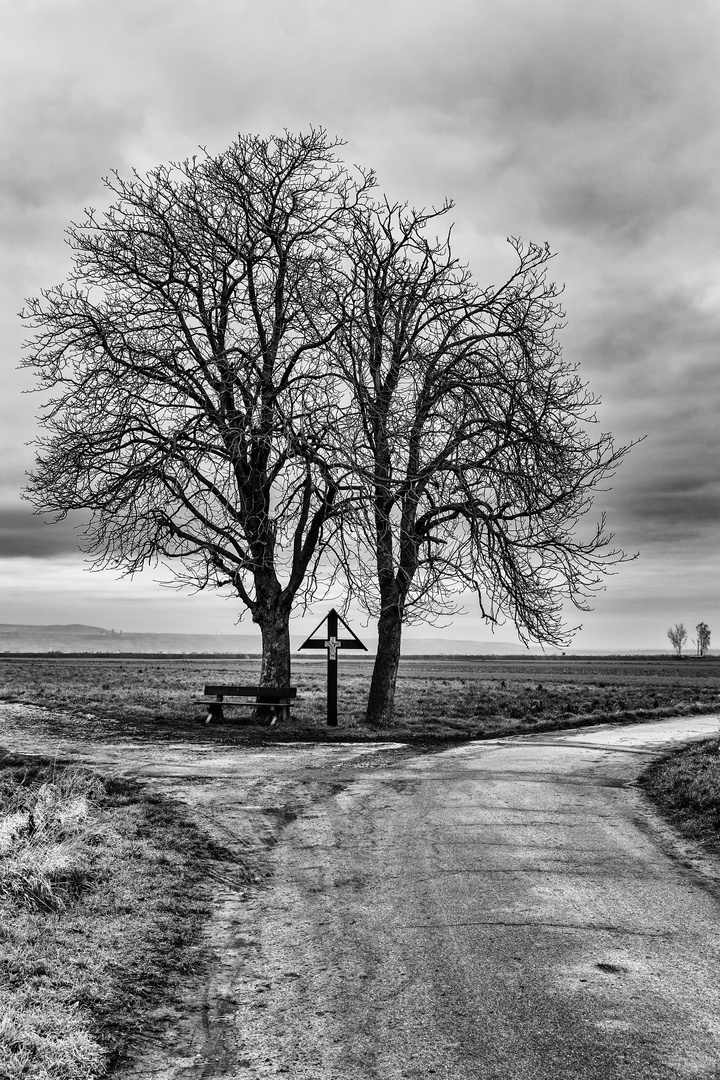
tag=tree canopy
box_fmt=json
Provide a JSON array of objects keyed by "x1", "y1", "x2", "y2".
[
  {"x1": 22, "y1": 129, "x2": 373, "y2": 683},
  {"x1": 23, "y1": 131, "x2": 633, "y2": 716},
  {"x1": 331, "y1": 201, "x2": 632, "y2": 723},
  {"x1": 667, "y1": 623, "x2": 688, "y2": 657},
  {"x1": 694, "y1": 622, "x2": 711, "y2": 657}
]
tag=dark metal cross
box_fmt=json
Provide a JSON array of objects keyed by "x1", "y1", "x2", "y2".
[{"x1": 298, "y1": 607, "x2": 368, "y2": 726}]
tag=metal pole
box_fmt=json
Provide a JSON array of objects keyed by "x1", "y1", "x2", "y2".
[{"x1": 327, "y1": 608, "x2": 338, "y2": 727}]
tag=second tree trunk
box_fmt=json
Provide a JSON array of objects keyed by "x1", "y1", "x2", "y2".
[{"x1": 365, "y1": 604, "x2": 403, "y2": 726}]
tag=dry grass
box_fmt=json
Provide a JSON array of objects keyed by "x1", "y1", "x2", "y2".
[
  {"x1": 0, "y1": 765, "x2": 114, "y2": 915},
  {"x1": 0, "y1": 754, "x2": 231, "y2": 1078},
  {"x1": 640, "y1": 737, "x2": 720, "y2": 851}
]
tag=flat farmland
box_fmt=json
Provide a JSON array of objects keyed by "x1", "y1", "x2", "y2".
[{"x1": 1, "y1": 654, "x2": 719, "y2": 744}]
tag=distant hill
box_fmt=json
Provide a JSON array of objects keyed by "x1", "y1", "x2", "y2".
[
  {"x1": 0, "y1": 623, "x2": 263, "y2": 655},
  {"x1": 0, "y1": 622, "x2": 540, "y2": 655},
  {"x1": 1, "y1": 623, "x2": 114, "y2": 635},
  {"x1": 401, "y1": 638, "x2": 537, "y2": 655},
  {"x1": 1, "y1": 622, "x2": 702, "y2": 657}
]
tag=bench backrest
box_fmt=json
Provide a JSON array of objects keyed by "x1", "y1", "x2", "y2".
[{"x1": 204, "y1": 684, "x2": 297, "y2": 698}]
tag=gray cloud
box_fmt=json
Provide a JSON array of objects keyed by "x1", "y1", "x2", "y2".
[
  {"x1": 0, "y1": 505, "x2": 86, "y2": 559},
  {"x1": 0, "y1": 0, "x2": 718, "y2": 645},
  {"x1": 609, "y1": 481, "x2": 720, "y2": 543}
]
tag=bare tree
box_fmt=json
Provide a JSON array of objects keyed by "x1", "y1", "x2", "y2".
[
  {"x1": 333, "y1": 201, "x2": 633, "y2": 725},
  {"x1": 22, "y1": 130, "x2": 373, "y2": 686},
  {"x1": 694, "y1": 622, "x2": 711, "y2": 657},
  {"x1": 667, "y1": 623, "x2": 688, "y2": 657}
]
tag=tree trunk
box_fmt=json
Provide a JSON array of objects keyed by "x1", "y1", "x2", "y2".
[
  {"x1": 257, "y1": 611, "x2": 292, "y2": 687},
  {"x1": 249, "y1": 573, "x2": 292, "y2": 722},
  {"x1": 365, "y1": 603, "x2": 403, "y2": 726},
  {"x1": 250, "y1": 566, "x2": 292, "y2": 688},
  {"x1": 249, "y1": 607, "x2": 292, "y2": 724}
]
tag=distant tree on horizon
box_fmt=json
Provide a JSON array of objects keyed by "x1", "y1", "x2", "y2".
[
  {"x1": 694, "y1": 622, "x2": 711, "y2": 658},
  {"x1": 668, "y1": 623, "x2": 688, "y2": 657}
]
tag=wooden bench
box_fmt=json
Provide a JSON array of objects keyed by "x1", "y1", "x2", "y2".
[{"x1": 199, "y1": 685, "x2": 297, "y2": 725}]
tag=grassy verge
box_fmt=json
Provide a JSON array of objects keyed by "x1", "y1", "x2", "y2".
[
  {"x1": 640, "y1": 736, "x2": 720, "y2": 853},
  {"x1": 0, "y1": 752, "x2": 231, "y2": 1078}
]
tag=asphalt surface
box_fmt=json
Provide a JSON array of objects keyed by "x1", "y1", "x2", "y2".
[
  {"x1": 2, "y1": 708, "x2": 720, "y2": 1077},
  {"x1": 233, "y1": 716, "x2": 720, "y2": 1080}
]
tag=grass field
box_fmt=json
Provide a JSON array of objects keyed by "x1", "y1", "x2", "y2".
[{"x1": 1, "y1": 654, "x2": 719, "y2": 743}]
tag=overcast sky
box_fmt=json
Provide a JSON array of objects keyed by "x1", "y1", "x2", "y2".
[{"x1": 1, "y1": 0, "x2": 718, "y2": 650}]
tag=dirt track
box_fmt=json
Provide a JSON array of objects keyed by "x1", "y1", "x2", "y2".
[{"x1": 2, "y1": 705, "x2": 720, "y2": 1078}]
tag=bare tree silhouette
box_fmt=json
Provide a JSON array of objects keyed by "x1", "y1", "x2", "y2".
[
  {"x1": 333, "y1": 202, "x2": 633, "y2": 725},
  {"x1": 668, "y1": 623, "x2": 688, "y2": 657},
  {"x1": 694, "y1": 622, "x2": 711, "y2": 657},
  {"x1": 22, "y1": 130, "x2": 373, "y2": 686}
]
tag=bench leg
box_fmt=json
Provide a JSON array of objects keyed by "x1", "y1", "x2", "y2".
[
  {"x1": 271, "y1": 704, "x2": 290, "y2": 725},
  {"x1": 253, "y1": 703, "x2": 283, "y2": 725},
  {"x1": 205, "y1": 703, "x2": 224, "y2": 725}
]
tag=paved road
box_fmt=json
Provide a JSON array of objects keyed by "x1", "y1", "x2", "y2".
[
  {"x1": 2, "y1": 708, "x2": 720, "y2": 1077},
  {"x1": 234, "y1": 716, "x2": 720, "y2": 1080}
]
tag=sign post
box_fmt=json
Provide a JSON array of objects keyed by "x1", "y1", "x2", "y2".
[{"x1": 298, "y1": 607, "x2": 368, "y2": 726}]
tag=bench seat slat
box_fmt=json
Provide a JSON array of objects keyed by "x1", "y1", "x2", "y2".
[
  {"x1": 195, "y1": 700, "x2": 286, "y2": 707},
  {"x1": 203, "y1": 685, "x2": 296, "y2": 698}
]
